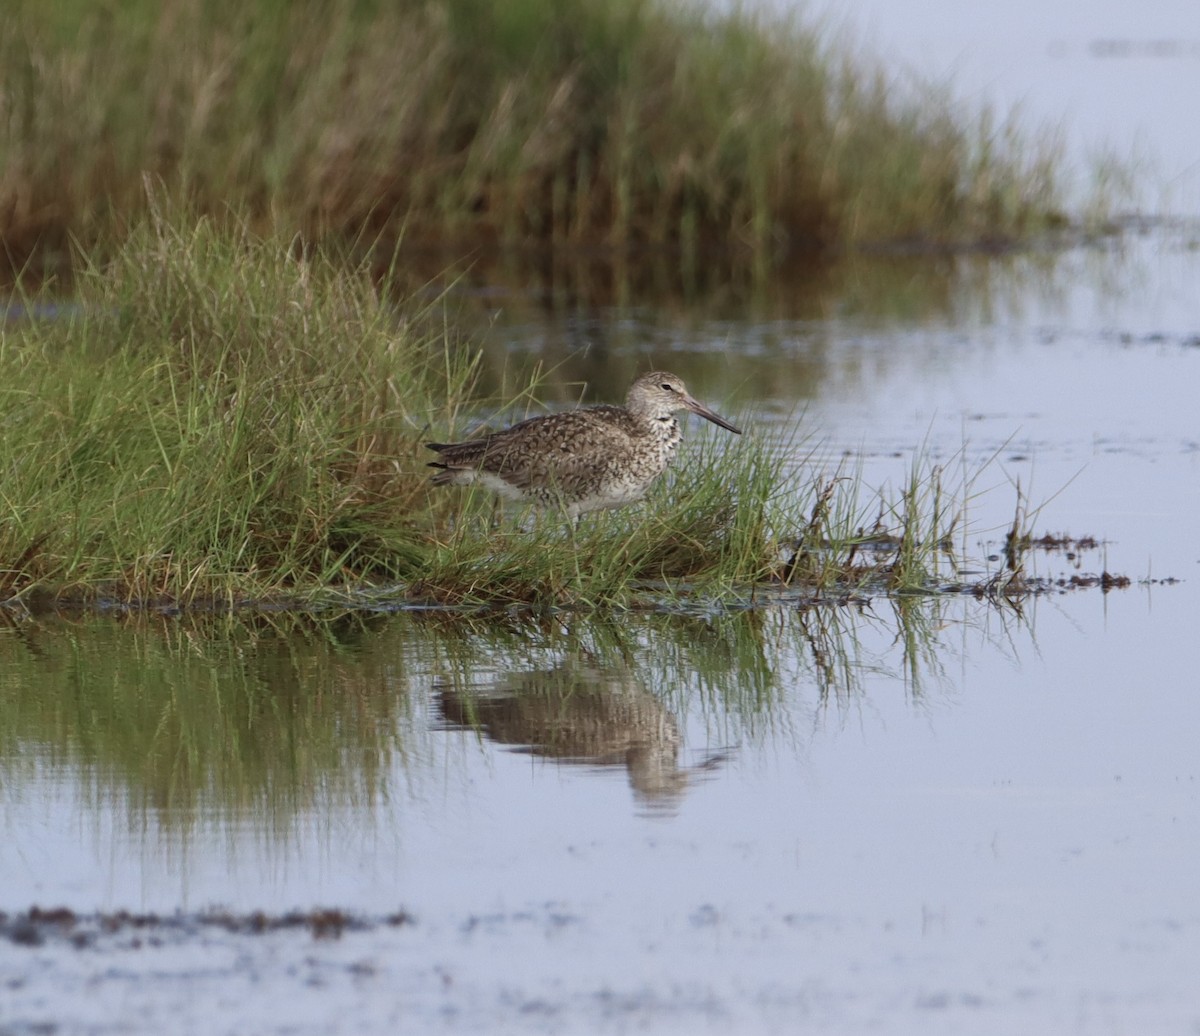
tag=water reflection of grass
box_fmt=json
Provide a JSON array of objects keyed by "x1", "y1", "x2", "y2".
[
  {"x1": 0, "y1": 601, "x2": 996, "y2": 829},
  {"x1": 450, "y1": 247, "x2": 1077, "y2": 412},
  {"x1": 2, "y1": 0, "x2": 1083, "y2": 278},
  {"x1": 0, "y1": 611, "x2": 414, "y2": 828}
]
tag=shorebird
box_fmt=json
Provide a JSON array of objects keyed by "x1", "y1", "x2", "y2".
[{"x1": 426, "y1": 371, "x2": 742, "y2": 520}]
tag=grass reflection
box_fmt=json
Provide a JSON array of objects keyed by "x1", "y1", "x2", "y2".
[
  {"x1": 0, "y1": 610, "x2": 413, "y2": 828},
  {"x1": 0, "y1": 597, "x2": 1025, "y2": 834}
]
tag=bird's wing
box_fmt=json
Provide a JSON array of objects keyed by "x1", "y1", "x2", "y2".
[{"x1": 482, "y1": 410, "x2": 637, "y2": 491}]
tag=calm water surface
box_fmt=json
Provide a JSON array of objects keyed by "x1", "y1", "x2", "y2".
[
  {"x1": 793, "y1": 0, "x2": 1200, "y2": 211},
  {"x1": 2, "y1": 230, "x2": 1199, "y2": 1034}
]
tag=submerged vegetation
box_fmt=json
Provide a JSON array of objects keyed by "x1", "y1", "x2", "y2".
[
  {"x1": 1, "y1": 0, "x2": 1076, "y2": 278},
  {"x1": 0, "y1": 212, "x2": 1108, "y2": 612}
]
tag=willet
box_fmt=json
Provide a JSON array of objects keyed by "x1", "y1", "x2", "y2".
[{"x1": 426, "y1": 371, "x2": 742, "y2": 520}]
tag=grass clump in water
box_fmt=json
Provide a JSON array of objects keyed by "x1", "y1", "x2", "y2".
[
  {"x1": 1, "y1": 0, "x2": 1078, "y2": 277},
  {"x1": 0, "y1": 212, "x2": 1056, "y2": 611}
]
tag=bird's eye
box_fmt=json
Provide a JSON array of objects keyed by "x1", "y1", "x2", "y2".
[{"x1": 661, "y1": 383, "x2": 674, "y2": 392}]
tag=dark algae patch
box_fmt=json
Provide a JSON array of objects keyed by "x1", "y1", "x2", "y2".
[{"x1": 0, "y1": 907, "x2": 416, "y2": 949}]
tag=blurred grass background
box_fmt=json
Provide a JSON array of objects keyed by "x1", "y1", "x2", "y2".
[{"x1": 2, "y1": 0, "x2": 1073, "y2": 278}]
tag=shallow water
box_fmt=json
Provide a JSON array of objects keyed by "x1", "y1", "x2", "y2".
[
  {"x1": 3, "y1": 227, "x2": 1200, "y2": 1034},
  {"x1": 4, "y1": 593, "x2": 1199, "y2": 1034},
  {"x1": 791, "y1": 0, "x2": 1200, "y2": 212}
]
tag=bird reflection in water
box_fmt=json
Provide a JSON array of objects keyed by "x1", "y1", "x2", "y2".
[{"x1": 436, "y1": 663, "x2": 727, "y2": 815}]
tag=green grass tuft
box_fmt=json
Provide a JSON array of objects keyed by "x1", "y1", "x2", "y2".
[{"x1": 2, "y1": 207, "x2": 466, "y2": 604}]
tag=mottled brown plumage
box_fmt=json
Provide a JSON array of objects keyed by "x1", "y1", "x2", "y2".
[{"x1": 426, "y1": 371, "x2": 741, "y2": 519}]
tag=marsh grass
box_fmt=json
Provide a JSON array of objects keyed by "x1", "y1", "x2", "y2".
[
  {"x1": 1, "y1": 210, "x2": 464, "y2": 604},
  {"x1": 1, "y1": 0, "x2": 1081, "y2": 278},
  {"x1": 0, "y1": 209, "x2": 1056, "y2": 611}
]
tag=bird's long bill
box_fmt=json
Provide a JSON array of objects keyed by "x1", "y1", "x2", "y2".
[{"x1": 683, "y1": 395, "x2": 742, "y2": 435}]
